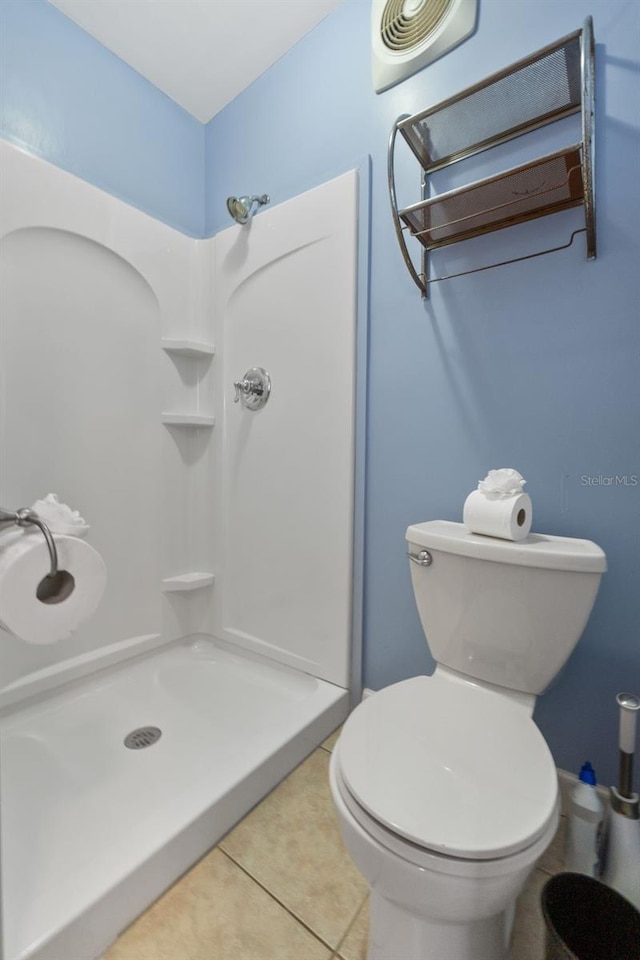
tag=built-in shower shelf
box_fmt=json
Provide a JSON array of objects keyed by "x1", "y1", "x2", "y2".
[
  {"x1": 161, "y1": 572, "x2": 215, "y2": 592},
  {"x1": 161, "y1": 414, "x2": 215, "y2": 427},
  {"x1": 161, "y1": 339, "x2": 215, "y2": 358}
]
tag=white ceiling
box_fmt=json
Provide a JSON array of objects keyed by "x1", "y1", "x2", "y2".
[{"x1": 48, "y1": 0, "x2": 344, "y2": 123}]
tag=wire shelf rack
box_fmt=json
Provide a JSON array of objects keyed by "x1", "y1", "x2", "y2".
[{"x1": 388, "y1": 18, "x2": 595, "y2": 297}]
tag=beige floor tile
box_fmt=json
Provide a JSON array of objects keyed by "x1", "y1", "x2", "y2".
[
  {"x1": 538, "y1": 815, "x2": 566, "y2": 876},
  {"x1": 336, "y1": 896, "x2": 369, "y2": 960},
  {"x1": 321, "y1": 726, "x2": 342, "y2": 752},
  {"x1": 510, "y1": 868, "x2": 549, "y2": 960},
  {"x1": 104, "y1": 848, "x2": 330, "y2": 960},
  {"x1": 220, "y1": 747, "x2": 368, "y2": 949}
]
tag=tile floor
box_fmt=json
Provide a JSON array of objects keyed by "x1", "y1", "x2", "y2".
[{"x1": 105, "y1": 728, "x2": 564, "y2": 960}]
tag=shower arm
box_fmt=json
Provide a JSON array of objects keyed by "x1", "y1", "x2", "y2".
[
  {"x1": 226, "y1": 193, "x2": 271, "y2": 224},
  {"x1": 0, "y1": 505, "x2": 59, "y2": 578}
]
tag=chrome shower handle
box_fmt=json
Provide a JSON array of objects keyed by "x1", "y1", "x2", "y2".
[
  {"x1": 233, "y1": 379, "x2": 250, "y2": 403},
  {"x1": 233, "y1": 367, "x2": 271, "y2": 411}
]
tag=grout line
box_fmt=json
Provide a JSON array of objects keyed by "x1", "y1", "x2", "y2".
[
  {"x1": 217, "y1": 847, "x2": 338, "y2": 953},
  {"x1": 331, "y1": 889, "x2": 369, "y2": 960},
  {"x1": 534, "y1": 865, "x2": 554, "y2": 889},
  {"x1": 320, "y1": 726, "x2": 342, "y2": 754},
  {"x1": 319, "y1": 744, "x2": 332, "y2": 754}
]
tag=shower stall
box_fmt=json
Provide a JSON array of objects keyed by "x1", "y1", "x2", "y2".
[{"x1": 0, "y1": 140, "x2": 364, "y2": 960}]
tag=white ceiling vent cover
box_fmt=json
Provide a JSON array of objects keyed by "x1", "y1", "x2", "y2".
[{"x1": 372, "y1": 0, "x2": 478, "y2": 93}]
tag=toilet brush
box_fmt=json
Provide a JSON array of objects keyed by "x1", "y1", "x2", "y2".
[{"x1": 601, "y1": 692, "x2": 640, "y2": 908}]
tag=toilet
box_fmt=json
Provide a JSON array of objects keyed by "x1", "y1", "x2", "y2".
[{"x1": 330, "y1": 520, "x2": 606, "y2": 960}]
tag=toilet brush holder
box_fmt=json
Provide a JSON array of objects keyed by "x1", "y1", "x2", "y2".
[
  {"x1": 602, "y1": 790, "x2": 640, "y2": 909},
  {"x1": 601, "y1": 693, "x2": 640, "y2": 909}
]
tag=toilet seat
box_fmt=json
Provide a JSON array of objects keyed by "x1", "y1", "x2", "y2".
[
  {"x1": 337, "y1": 673, "x2": 558, "y2": 861},
  {"x1": 332, "y1": 752, "x2": 560, "y2": 880}
]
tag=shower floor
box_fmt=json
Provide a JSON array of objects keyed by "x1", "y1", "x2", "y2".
[{"x1": 1, "y1": 635, "x2": 349, "y2": 960}]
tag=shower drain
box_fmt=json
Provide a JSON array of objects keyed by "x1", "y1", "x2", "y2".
[{"x1": 124, "y1": 726, "x2": 162, "y2": 750}]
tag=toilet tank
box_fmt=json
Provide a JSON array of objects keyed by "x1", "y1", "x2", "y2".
[{"x1": 406, "y1": 521, "x2": 606, "y2": 695}]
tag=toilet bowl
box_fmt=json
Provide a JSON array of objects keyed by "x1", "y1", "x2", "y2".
[
  {"x1": 330, "y1": 520, "x2": 606, "y2": 960},
  {"x1": 330, "y1": 672, "x2": 560, "y2": 960}
]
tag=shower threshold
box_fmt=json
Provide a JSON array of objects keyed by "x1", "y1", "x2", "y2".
[{"x1": 1, "y1": 635, "x2": 349, "y2": 960}]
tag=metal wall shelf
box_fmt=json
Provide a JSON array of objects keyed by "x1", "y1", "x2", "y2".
[
  {"x1": 400, "y1": 145, "x2": 585, "y2": 249},
  {"x1": 388, "y1": 18, "x2": 596, "y2": 297}
]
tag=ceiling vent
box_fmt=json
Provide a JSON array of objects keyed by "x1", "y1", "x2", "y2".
[{"x1": 372, "y1": 0, "x2": 478, "y2": 93}]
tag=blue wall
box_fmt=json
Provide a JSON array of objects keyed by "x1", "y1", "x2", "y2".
[
  {"x1": 0, "y1": 0, "x2": 204, "y2": 236},
  {"x1": 2, "y1": 0, "x2": 639, "y2": 788},
  {"x1": 205, "y1": 0, "x2": 640, "y2": 788}
]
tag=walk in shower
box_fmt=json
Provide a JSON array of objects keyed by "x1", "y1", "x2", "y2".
[{"x1": 0, "y1": 140, "x2": 363, "y2": 960}]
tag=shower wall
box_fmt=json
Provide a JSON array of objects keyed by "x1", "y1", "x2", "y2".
[
  {"x1": 0, "y1": 141, "x2": 358, "y2": 704},
  {"x1": 212, "y1": 172, "x2": 359, "y2": 687},
  {"x1": 0, "y1": 140, "x2": 214, "y2": 703}
]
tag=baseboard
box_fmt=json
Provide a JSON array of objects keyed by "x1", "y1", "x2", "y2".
[{"x1": 557, "y1": 768, "x2": 610, "y2": 816}]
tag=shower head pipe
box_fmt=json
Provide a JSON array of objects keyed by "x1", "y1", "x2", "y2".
[{"x1": 226, "y1": 194, "x2": 270, "y2": 224}]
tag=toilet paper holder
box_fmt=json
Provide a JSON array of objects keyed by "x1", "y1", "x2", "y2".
[{"x1": 0, "y1": 506, "x2": 59, "y2": 578}]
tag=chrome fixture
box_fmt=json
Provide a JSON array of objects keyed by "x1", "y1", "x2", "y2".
[
  {"x1": 616, "y1": 692, "x2": 640, "y2": 808},
  {"x1": 407, "y1": 549, "x2": 433, "y2": 566},
  {"x1": 0, "y1": 505, "x2": 59, "y2": 578},
  {"x1": 233, "y1": 367, "x2": 271, "y2": 411},
  {"x1": 388, "y1": 17, "x2": 595, "y2": 296},
  {"x1": 226, "y1": 194, "x2": 270, "y2": 224}
]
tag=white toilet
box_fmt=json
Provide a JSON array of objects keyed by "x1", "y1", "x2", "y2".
[{"x1": 330, "y1": 520, "x2": 606, "y2": 960}]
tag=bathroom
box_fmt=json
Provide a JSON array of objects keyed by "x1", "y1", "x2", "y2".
[{"x1": 0, "y1": 0, "x2": 639, "y2": 958}]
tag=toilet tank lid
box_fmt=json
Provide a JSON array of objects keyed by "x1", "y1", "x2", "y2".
[{"x1": 406, "y1": 521, "x2": 607, "y2": 573}]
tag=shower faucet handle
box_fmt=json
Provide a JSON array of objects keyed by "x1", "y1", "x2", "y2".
[
  {"x1": 233, "y1": 367, "x2": 271, "y2": 411},
  {"x1": 233, "y1": 379, "x2": 248, "y2": 403}
]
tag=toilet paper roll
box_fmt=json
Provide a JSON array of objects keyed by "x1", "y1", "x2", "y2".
[
  {"x1": 463, "y1": 490, "x2": 533, "y2": 541},
  {"x1": 0, "y1": 528, "x2": 106, "y2": 644}
]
